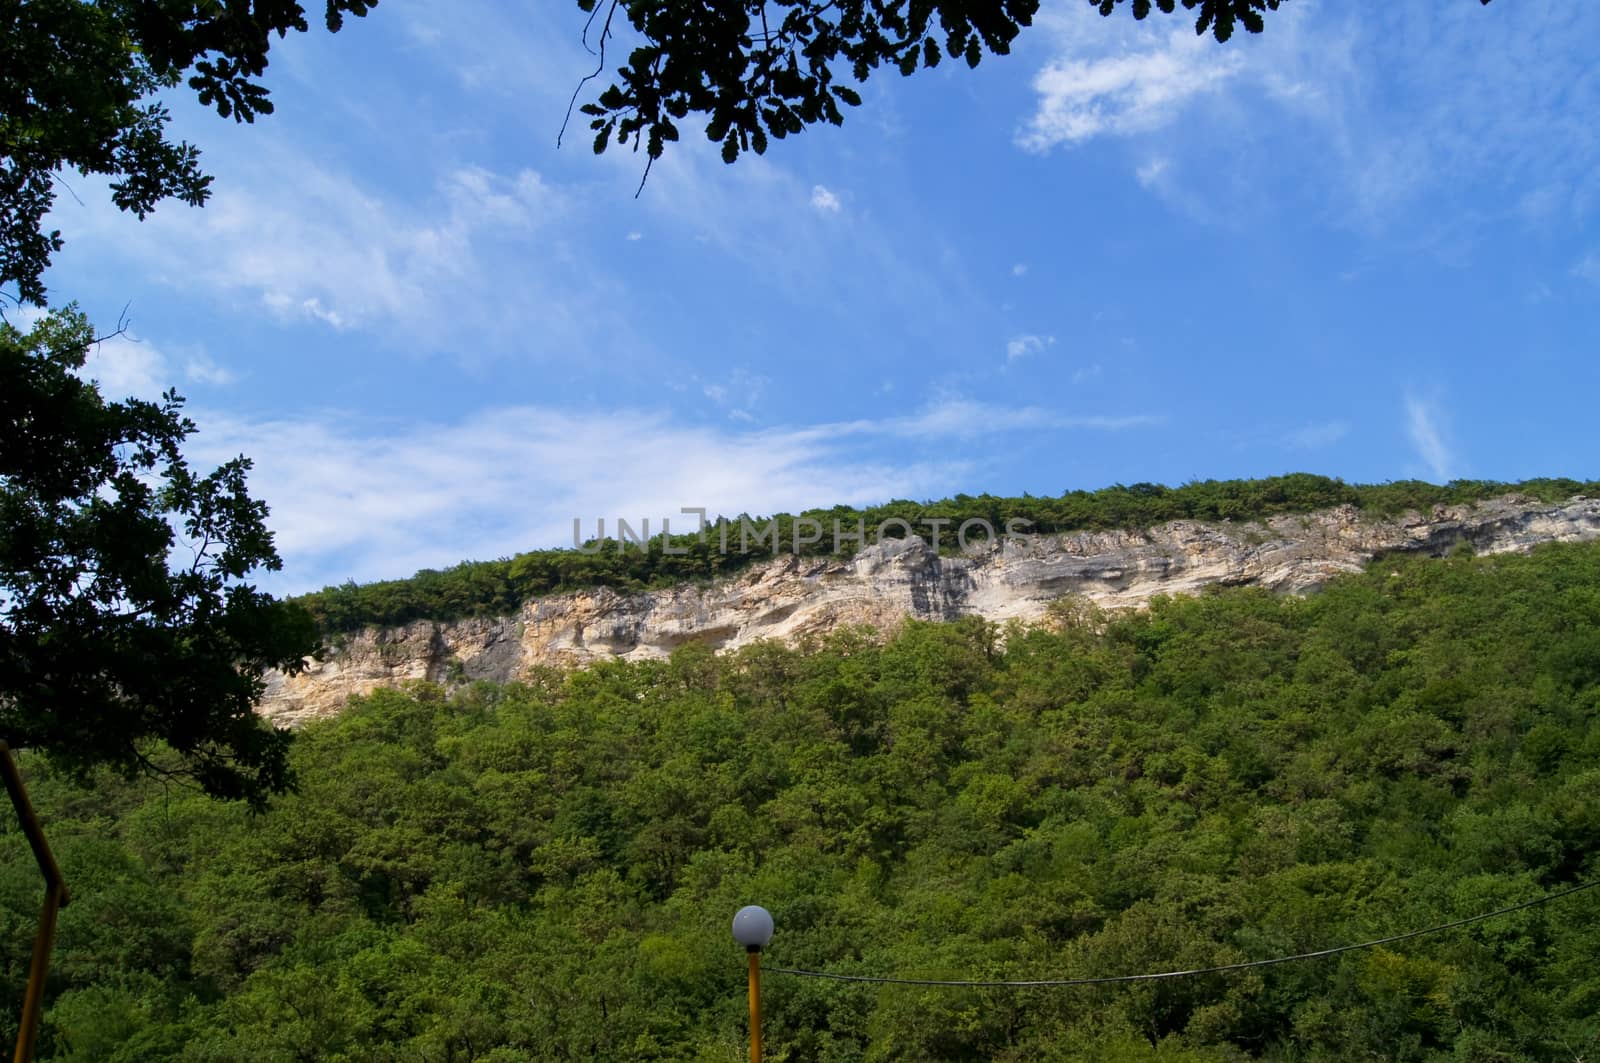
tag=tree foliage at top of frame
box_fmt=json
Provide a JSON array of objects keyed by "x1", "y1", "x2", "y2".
[
  {"x1": 575, "y1": 1, "x2": 1502, "y2": 170},
  {"x1": 0, "y1": 0, "x2": 377, "y2": 305}
]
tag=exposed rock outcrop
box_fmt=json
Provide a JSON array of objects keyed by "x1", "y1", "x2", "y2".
[{"x1": 260, "y1": 496, "x2": 1600, "y2": 725}]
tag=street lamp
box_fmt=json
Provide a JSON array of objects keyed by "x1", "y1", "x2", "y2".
[{"x1": 732, "y1": 905, "x2": 773, "y2": 1063}]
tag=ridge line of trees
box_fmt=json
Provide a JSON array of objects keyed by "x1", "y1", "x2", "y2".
[{"x1": 298, "y1": 473, "x2": 1600, "y2": 634}]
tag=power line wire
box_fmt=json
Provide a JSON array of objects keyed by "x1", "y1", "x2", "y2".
[{"x1": 765, "y1": 878, "x2": 1600, "y2": 989}]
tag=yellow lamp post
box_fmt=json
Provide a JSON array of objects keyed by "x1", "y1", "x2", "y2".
[{"x1": 731, "y1": 905, "x2": 774, "y2": 1063}]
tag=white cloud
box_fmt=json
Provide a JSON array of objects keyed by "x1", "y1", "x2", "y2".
[
  {"x1": 626, "y1": 230, "x2": 643, "y2": 241},
  {"x1": 394, "y1": 0, "x2": 606, "y2": 107},
  {"x1": 1573, "y1": 253, "x2": 1600, "y2": 286},
  {"x1": 60, "y1": 155, "x2": 569, "y2": 347},
  {"x1": 1006, "y1": 334, "x2": 1055, "y2": 361},
  {"x1": 886, "y1": 399, "x2": 1053, "y2": 439},
  {"x1": 445, "y1": 166, "x2": 554, "y2": 228},
  {"x1": 187, "y1": 406, "x2": 955, "y2": 592},
  {"x1": 1071, "y1": 363, "x2": 1103, "y2": 384},
  {"x1": 810, "y1": 185, "x2": 842, "y2": 213},
  {"x1": 634, "y1": 136, "x2": 964, "y2": 343},
  {"x1": 1018, "y1": 21, "x2": 1245, "y2": 152},
  {"x1": 1019, "y1": 2, "x2": 1600, "y2": 237},
  {"x1": 278, "y1": 296, "x2": 347, "y2": 330},
  {"x1": 700, "y1": 368, "x2": 768, "y2": 420},
  {"x1": 79, "y1": 333, "x2": 171, "y2": 401},
  {"x1": 73, "y1": 330, "x2": 235, "y2": 400},
  {"x1": 187, "y1": 398, "x2": 1163, "y2": 593},
  {"x1": 873, "y1": 398, "x2": 1158, "y2": 439},
  {"x1": 1012, "y1": 263, "x2": 1029, "y2": 277},
  {"x1": 1135, "y1": 157, "x2": 1170, "y2": 189},
  {"x1": 1286, "y1": 420, "x2": 1350, "y2": 449},
  {"x1": 183, "y1": 354, "x2": 235, "y2": 387},
  {"x1": 1404, "y1": 396, "x2": 1454, "y2": 481},
  {"x1": 1063, "y1": 413, "x2": 1162, "y2": 431}
]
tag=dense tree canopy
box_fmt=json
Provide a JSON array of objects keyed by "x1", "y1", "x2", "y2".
[
  {"x1": 575, "y1": 0, "x2": 1492, "y2": 168},
  {"x1": 0, "y1": 307, "x2": 317, "y2": 806},
  {"x1": 0, "y1": 0, "x2": 377, "y2": 305},
  {"x1": 4, "y1": 541, "x2": 1597, "y2": 1058}
]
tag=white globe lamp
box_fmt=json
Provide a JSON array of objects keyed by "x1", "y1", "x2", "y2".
[{"x1": 732, "y1": 904, "x2": 774, "y2": 951}]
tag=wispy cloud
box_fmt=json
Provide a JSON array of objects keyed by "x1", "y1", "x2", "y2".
[
  {"x1": 1573, "y1": 253, "x2": 1600, "y2": 286},
  {"x1": 187, "y1": 397, "x2": 1162, "y2": 592},
  {"x1": 885, "y1": 399, "x2": 1054, "y2": 439},
  {"x1": 1404, "y1": 395, "x2": 1454, "y2": 481},
  {"x1": 182, "y1": 353, "x2": 235, "y2": 387},
  {"x1": 810, "y1": 185, "x2": 842, "y2": 213},
  {"x1": 845, "y1": 398, "x2": 1160, "y2": 440},
  {"x1": 1019, "y1": 3, "x2": 1600, "y2": 238},
  {"x1": 392, "y1": 0, "x2": 608, "y2": 107},
  {"x1": 79, "y1": 333, "x2": 171, "y2": 401},
  {"x1": 1017, "y1": 18, "x2": 1245, "y2": 152},
  {"x1": 1006, "y1": 333, "x2": 1055, "y2": 362},
  {"x1": 1135, "y1": 157, "x2": 1170, "y2": 189},
  {"x1": 700, "y1": 368, "x2": 769, "y2": 421},
  {"x1": 1287, "y1": 420, "x2": 1351, "y2": 450},
  {"x1": 634, "y1": 135, "x2": 980, "y2": 352},
  {"x1": 57, "y1": 153, "x2": 575, "y2": 351},
  {"x1": 73, "y1": 329, "x2": 234, "y2": 401}
]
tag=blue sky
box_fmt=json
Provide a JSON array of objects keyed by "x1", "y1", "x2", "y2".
[{"x1": 35, "y1": 0, "x2": 1600, "y2": 593}]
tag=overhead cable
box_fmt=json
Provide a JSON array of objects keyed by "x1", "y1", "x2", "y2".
[{"x1": 765, "y1": 878, "x2": 1600, "y2": 988}]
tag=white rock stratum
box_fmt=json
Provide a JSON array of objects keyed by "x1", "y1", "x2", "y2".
[{"x1": 260, "y1": 495, "x2": 1600, "y2": 726}]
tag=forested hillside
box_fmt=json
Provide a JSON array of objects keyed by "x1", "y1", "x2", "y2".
[
  {"x1": 5, "y1": 541, "x2": 1600, "y2": 1060},
  {"x1": 297, "y1": 474, "x2": 1600, "y2": 633}
]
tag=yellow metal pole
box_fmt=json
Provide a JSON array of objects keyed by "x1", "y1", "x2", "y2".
[
  {"x1": 13, "y1": 884, "x2": 63, "y2": 1063},
  {"x1": 747, "y1": 947, "x2": 763, "y2": 1063},
  {"x1": 0, "y1": 742, "x2": 70, "y2": 1063}
]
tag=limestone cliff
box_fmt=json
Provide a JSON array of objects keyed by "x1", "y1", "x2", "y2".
[{"x1": 260, "y1": 495, "x2": 1600, "y2": 725}]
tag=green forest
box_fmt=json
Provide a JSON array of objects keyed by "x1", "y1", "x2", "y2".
[
  {"x1": 4, "y1": 539, "x2": 1599, "y2": 1060},
  {"x1": 296, "y1": 475, "x2": 1600, "y2": 634}
]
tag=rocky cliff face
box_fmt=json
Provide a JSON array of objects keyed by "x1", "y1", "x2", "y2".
[{"x1": 260, "y1": 496, "x2": 1600, "y2": 725}]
